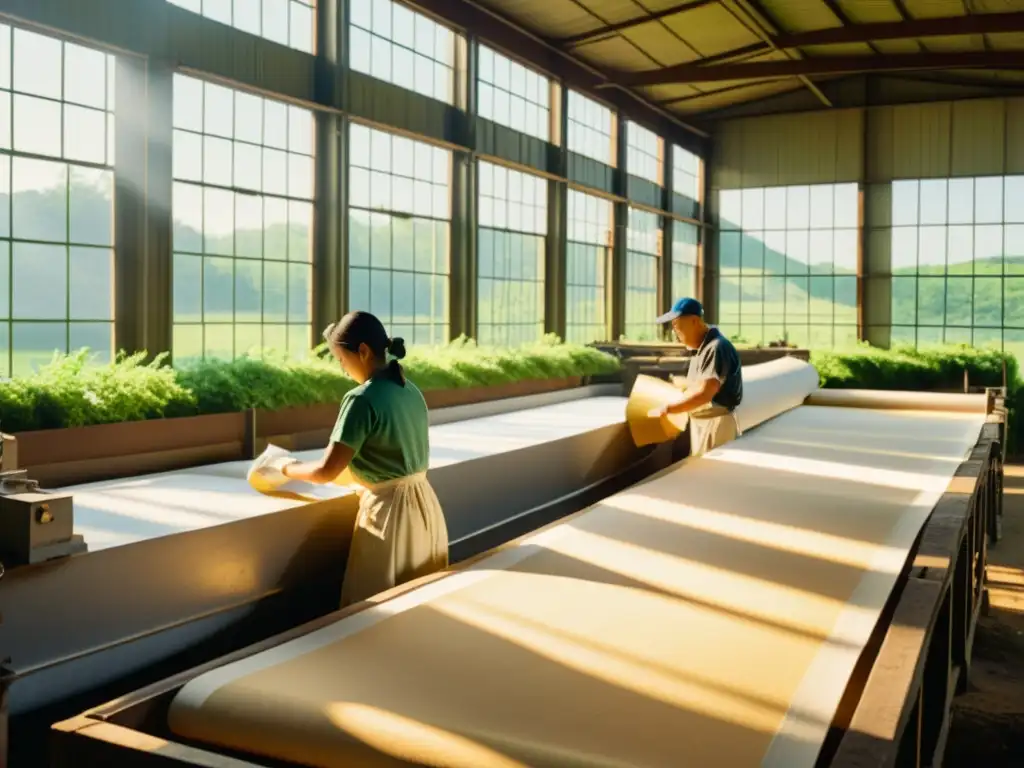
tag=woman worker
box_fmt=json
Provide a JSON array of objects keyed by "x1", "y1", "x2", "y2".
[{"x1": 251, "y1": 311, "x2": 449, "y2": 607}]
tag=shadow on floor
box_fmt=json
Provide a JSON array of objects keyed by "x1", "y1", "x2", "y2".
[{"x1": 945, "y1": 464, "x2": 1024, "y2": 767}]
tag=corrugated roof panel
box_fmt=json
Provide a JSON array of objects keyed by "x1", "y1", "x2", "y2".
[
  {"x1": 577, "y1": 0, "x2": 649, "y2": 24},
  {"x1": 742, "y1": 49, "x2": 793, "y2": 64},
  {"x1": 971, "y1": 0, "x2": 1024, "y2": 12},
  {"x1": 836, "y1": 0, "x2": 903, "y2": 24},
  {"x1": 621, "y1": 21, "x2": 701, "y2": 66},
  {"x1": 752, "y1": 0, "x2": 841, "y2": 32},
  {"x1": 573, "y1": 34, "x2": 661, "y2": 71},
  {"x1": 639, "y1": 83, "x2": 702, "y2": 102},
  {"x1": 662, "y1": 4, "x2": 763, "y2": 56},
  {"x1": 945, "y1": 68, "x2": 1024, "y2": 83},
  {"x1": 872, "y1": 39, "x2": 924, "y2": 54},
  {"x1": 640, "y1": 0, "x2": 711, "y2": 11},
  {"x1": 672, "y1": 78, "x2": 806, "y2": 114},
  {"x1": 902, "y1": 0, "x2": 966, "y2": 18},
  {"x1": 801, "y1": 42, "x2": 876, "y2": 56},
  {"x1": 919, "y1": 35, "x2": 986, "y2": 53},
  {"x1": 473, "y1": 0, "x2": 598, "y2": 36},
  {"x1": 987, "y1": 32, "x2": 1024, "y2": 50}
]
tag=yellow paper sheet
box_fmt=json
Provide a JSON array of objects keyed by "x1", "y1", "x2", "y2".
[
  {"x1": 625, "y1": 374, "x2": 689, "y2": 447},
  {"x1": 168, "y1": 402, "x2": 984, "y2": 768}
]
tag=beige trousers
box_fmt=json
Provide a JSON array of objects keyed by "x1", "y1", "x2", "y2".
[
  {"x1": 689, "y1": 409, "x2": 740, "y2": 458},
  {"x1": 340, "y1": 471, "x2": 449, "y2": 608}
]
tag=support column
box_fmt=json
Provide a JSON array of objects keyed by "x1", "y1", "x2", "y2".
[
  {"x1": 449, "y1": 35, "x2": 477, "y2": 340},
  {"x1": 862, "y1": 81, "x2": 891, "y2": 348},
  {"x1": 545, "y1": 84, "x2": 568, "y2": 340},
  {"x1": 313, "y1": 0, "x2": 344, "y2": 332},
  {"x1": 610, "y1": 115, "x2": 628, "y2": 340},
  {"x1": 701, "y1": 141, "x2": 717, "y2": 324},
  {"x1": 660, "y1": 142, "x2": 674, "y2": 323},
  {"x1": 114, "y1": 56, "x2": 172, "y2": 359}
]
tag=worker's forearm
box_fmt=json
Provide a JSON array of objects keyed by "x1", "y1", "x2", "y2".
[
  {"x1": 282, "y1": 461, "x2": 334, "y2": 485},
  {"x1": 666, "y1": 385, "x2": 715, "y2": 414}
]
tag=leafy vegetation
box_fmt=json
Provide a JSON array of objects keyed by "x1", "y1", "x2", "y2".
[
  {"x1": 811, "y1": 343, "x2": 1017, "y2": 391},
  {"x1": 813, "y1": 343, "x2": 1022, "y2": 454},
  {"x1": 0, "y1": 336, "x2": 621, "y2": 432}
]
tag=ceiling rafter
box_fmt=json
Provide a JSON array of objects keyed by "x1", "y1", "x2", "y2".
[
  {"x1": 555, "y1": 0, "x2": 718, "y2": 47},
  {"x1": 715, "y1": 0, "x2": 832, "y2": 107},
  {"x1": 888, "y1": 0, "x2": 924, "y2": 53},
  {"x1": 816, "y1": 0, "x2": 884, "y2": 56},
  {"x1": 646, "y1": 9, "x2": 1024, "y2": 72},
  {"x1": 617, "y1": 50, "x2": 1024, "y2": 85}
]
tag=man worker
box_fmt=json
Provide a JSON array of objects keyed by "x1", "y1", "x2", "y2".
[{"x1": 648, "y1": 297, "x2": 743, "y2": 457}]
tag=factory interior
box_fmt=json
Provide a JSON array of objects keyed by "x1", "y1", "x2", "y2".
[{"x1": 3, "y1": 0, "x2": 1024, "y2": 766}]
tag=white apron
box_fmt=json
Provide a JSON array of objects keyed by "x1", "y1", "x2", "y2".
[
  {"x1": 339, "y1": 471, "x2": 449, "y2": 608},
  {"x1": 689, "y1": 405, "x2": 741, "y2": 458}
]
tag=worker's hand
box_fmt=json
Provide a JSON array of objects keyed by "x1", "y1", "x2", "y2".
[
  {"x1": 647, "y1": 405, "x2": 668, "y2": 419},
  {"x1": 247, "y1": 445, "x2": 298, "y2": 493}
]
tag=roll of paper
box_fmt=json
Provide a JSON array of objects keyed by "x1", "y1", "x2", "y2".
[{"x1": 807, "y1": 388, "x2": 988, "y2": 414}]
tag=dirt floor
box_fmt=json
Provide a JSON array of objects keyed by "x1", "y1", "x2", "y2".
[{"x1": 944, "y1": 464, "x2": 1024, "y2": 766}]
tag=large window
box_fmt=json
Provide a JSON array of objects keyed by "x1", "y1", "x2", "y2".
[
  {"x1": 567, "y1": 90, "x2": 614, "y2": 165},
  {"x1": 624, "y1": 207, "x2": 661, "y2": 341},
  {"x1": 672, "y1": 222, "x2": 698, "y2": 303},
  {"x1": 888, "y1": 176, "x2": 1024, "y2": 359},
  {"x1": 169, "y1": 0, "x2": 315, "y2": 54},
  {"x1": 171, "y1": 75, "x2": 315, "y2": 362},
  {"x1": 717, "y1": 183, "x2": 858, "y2": 349},
  {"x1": 566, "y1": 189, "x2": 610, "y2": 344},
  {"x1": 478, "y1": 161, "x2": 547, "y2": 345},
  {"x1": 348, "y1": 124, "x2": 450, "y2": 345},
  {"x1": 477, "y1": 45, "x2": 550, "y2": 142},
  {"x1": 673, "y1": 145, "x2": 700, "y2": 202},
  {"x1": 626, "y1": 121, "x2": 661, "y2": 185},
  {"x1": 0, "y1": 26, "x2": 116, "y2": 377},
  {"x1": 350, "y1": 0, "x2": 455, "y2": 104}
]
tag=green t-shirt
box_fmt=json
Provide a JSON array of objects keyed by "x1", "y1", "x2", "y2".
[{"x1": 329, "y1": 377, "x2": 430, "y2": 485}]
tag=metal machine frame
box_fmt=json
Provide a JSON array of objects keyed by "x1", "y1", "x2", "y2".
[
  {"x1": 46, "y1": 398, "x2": 1007, "y2": 768},
  {"x1": 4, "y1": 386, "x2": 684, "y2": 765}
]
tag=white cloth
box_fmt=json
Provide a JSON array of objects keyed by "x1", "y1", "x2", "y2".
[
  {"x1": 340, "y1": 471, "x2": 449, "y2": 608},
  {"x1": 247, "y1": 444, "x2": 298, "y2": 493},
  {"x1": 689, "y1": 407, "x2": 740, "y2": 458}
]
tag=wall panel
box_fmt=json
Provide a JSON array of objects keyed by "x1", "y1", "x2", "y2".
[
  {"x1": 711, "y1": 109, "x2": 864, "y2": 190},
  {"x1": 891, "y1": 102, "x2": 951, "y2": 180},
  {"x1": 951, "y1": 99, "x2": 1005, "y2": 177},
  {"x1": 1007, "y1": 99, "x2": 1024, "y2": 173}
]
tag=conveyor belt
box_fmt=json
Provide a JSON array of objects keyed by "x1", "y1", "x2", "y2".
[
  {"x1": 166, "y1": 398, "x2": 985, "y2": 768},
  {"x1": 4, "y1": 389, "x2": 654, "y2": 718},
  {"x1": 70, "y1": 396, "x2": 627, "y2": 551}
]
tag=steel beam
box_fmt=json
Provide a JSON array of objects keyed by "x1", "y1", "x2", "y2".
[
  {"x1": 652, "y1": 10, "x2": 1024, "y2": 73},
  {"x1": 555, "y1": 0, "x2": 718, "y2": 47},
  {"x1": 775, "y1": 10, "x2": 1024, "y2": 48},
  {"x1": 619, "y1": 50, "x2": 1024, "y2": 86}
]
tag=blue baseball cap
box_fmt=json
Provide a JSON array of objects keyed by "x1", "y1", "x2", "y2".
[{"x1": 656, "y1": 297, "x2": 703, "y2": 325}]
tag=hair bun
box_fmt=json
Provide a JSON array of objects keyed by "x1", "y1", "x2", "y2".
[{"x1": 387, "y1": 337, "x2": 407, "y2": 360}]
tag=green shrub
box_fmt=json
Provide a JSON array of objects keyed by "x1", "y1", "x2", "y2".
[
  {"x1": 811, "y1": 343, "x2": 1021, "y2": 455},
  {"x1": 811, "y1": 343, "x2": 1017, "y2": 391},
  {"x1": 0, "y1": 337, "x2": 621, "y2": 432}
]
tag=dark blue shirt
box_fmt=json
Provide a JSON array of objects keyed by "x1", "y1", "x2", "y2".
[{"x1": 686, "y1": 327, "x2": 743, "y2": 411}]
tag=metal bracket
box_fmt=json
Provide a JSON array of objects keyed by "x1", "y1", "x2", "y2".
[
  {"x1": 0, "y1": 470, "x2": 39, "y2": 495},
  {"x1": 0, "y1": 560, "x2": 8, "y2": 768}
]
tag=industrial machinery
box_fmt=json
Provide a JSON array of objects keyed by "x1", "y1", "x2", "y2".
[
  {"x1": 0, "y1": 470, "x2": 86, "y2": 567},
  {"x1": 46, "y1": 358, "x2": 1005, "y2": 768},
  {"x1": 2, "y1": 384, "x2": 682, "y2": 765}
]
